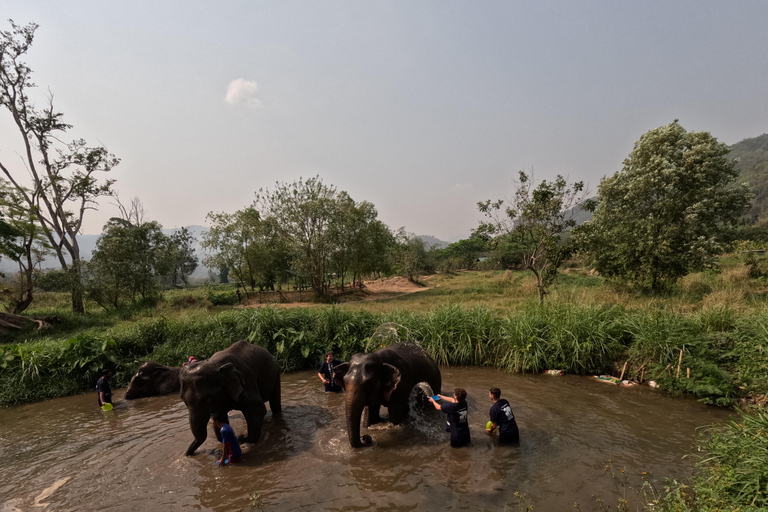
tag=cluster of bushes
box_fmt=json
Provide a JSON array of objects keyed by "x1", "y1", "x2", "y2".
[{"x1": 2, "y1": 302, "x2": 767, "y2": 408}]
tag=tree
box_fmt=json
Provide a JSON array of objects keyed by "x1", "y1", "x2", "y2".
[
  {"x1": 0, "y1": 180, "x2": 52, "y2": 313},
  {"x1": 0, "y1": 21, "x2": 119, "y2": 313},
  {"x1": 390, "y1": 229, "x2": 429, "y2": 282},
  {"x1": 202, "y1": 207, "x2": 289, "y2": 291},
  {"x1": 479, "y1": 170, "x2": 588, "y2": 303},
  {"x1": 255, "y1": 177, "x2": 339, "y2": 296},
  {"x1": 167, "y1": 227, "x2": 198, "y2": 288},
  {"x1": 86, "y1": 219, "x2": 171, "y2": 310},
  {"x1": 575, "y1": 121, "x2": 752, "y2": 291}
]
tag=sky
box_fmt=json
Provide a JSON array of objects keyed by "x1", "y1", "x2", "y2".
[{"x1": 1, "y1": 1, "x2": 767, "y2": 242}]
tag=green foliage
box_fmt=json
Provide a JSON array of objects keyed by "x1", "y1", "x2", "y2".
[
  {"x1": 206, "y1": 290, "x2": 239, "y2": 306},
  {"x1": 731, "y1": 132, "x2": 768, "y2": 223},
  {"x1": 85, "y1": 218, "x2": 172, "y2": 310},
  {"x1": 479, "y1": 170, "x2": 588, "y2": 302},
  {"x1": 577, "y1": 121, "x2": 753, "y2": 291}
]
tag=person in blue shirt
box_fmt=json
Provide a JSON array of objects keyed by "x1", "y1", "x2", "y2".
[
  {"x1": 96, "y1": 370, "x2": 112, "y2": 408},
  {"x1": 486, "y1": 387, "x2": 519, "y2": 444},
  {"x1": 211, "y1": 412, "x2": 242, "y2": 465},
  {"x1": 317, "y1": 352, "x2": 343, "y2": 392},
  {"x1": 429, "y1": 388, "x2": 471, "y2": 448}
]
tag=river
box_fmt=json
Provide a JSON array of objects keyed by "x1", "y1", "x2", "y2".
[{"x1": 0, "y1": 366, "x2": 732, "y2": 511}]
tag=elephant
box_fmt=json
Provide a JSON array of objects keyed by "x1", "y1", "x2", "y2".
[
  {"x1": 180, "y1": 340, "x2": 282, "y2": 456},
  {"x1": 125, "y1": 361, "x2": 181, "y2": 399},
  {"x1": 333, "y1": 342, "x2": 441, "y2": 448}
]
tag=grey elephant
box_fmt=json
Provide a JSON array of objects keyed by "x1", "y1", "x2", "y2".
[
  {"x1": 125, "y1": 361, "x2": 181, "y2": 399},
  {"x1": 180, "y1": 340, "x2": 282, "y2": 456},
  {"x1": 333, "y1": 342, "x2": 441, "y2": 448}
]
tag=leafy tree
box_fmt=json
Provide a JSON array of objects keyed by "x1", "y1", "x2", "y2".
[
  {"x1": 255, "y1": 177, "x2": 340, "y2": 296},
  {"x1": 575, "y1": 121, "x2": 752, "y2": 291},
  {"x1": 390, "y1": 229, "x2": 429, "y2": 282},
  {"x1": 86, "y1": 219, "x2": 171, "y2": 309},
  {"x1": 0, "y1": 181, "x2": 52, "y2": 313},
  {"x1": 479, "y1": 170, "x2": 587, "y2": 303},
  {"x1": 167, "y1": 227, "x2": 198, "y2": 288},
  {"x1": 202, "y1": 207, "x2": 289, "y2": 291},
  {"x1": 0, "y1": 21, "x2": 119, "y2": 313}
]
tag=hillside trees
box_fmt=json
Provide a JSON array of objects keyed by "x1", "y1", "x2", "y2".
[
  {"x1": 479, "y1": 170, "x2": 588, "y2": 303},
  {"x1": 0, "y1": 21, "x2": 119, "y2": 313},
  {"x1": 575, "y1": 121, "x2": 752, "y2": 291}
]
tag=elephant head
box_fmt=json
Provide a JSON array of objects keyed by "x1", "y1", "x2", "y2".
[
  {"x1": 125, "y1": 361, "x2": 181, "y2": 399},
  {"x1": 334, "y1": 356, "x2": 401, "y2": 448},
  {"x1": 180, "y1": 361, "x2": 246, "y2": 455}
]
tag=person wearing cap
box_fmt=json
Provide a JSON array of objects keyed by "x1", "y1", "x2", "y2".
[
  {"x1": 182, "y1": 356, "x2": 197, "y2": 366},
  {"x1": 317, "y1": 352, "x2": 343, "y2": 392},
  {"x1": 210, "y1": 412, "x2": 241, "y2": 465},
  {"x1": 486, "y1": 387, "x2": 519, "y2": 444},
  {"x1": 429, "y1": 388, "x2": 471, "y2": 448}
]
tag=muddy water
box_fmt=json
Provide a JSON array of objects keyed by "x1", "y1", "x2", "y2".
[{"x1": 0, "y1": 367, "x2": 732, "y2": 511}]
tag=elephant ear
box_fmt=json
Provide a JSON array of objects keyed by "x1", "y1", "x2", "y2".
[
  {"x1": 219, "y1": 363, "x2": 244, "y2": 402},
  {"x1": 382, "y1": 363, "x2": 401, "y2": 402},
  {"x1": 333, "y1": 362, "x2": 349, "y2": 390}
]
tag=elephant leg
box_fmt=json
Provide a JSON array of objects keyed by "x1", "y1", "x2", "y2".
[
  {"x1": 366, "y1": 402, "x2": 383, "y2": 426},
  {"x1": 185, "y1": 408, "x2": 210, "y2": 456},
  {"x1": 388, "y1": 399, "x2": 410, "y2": 425},
  {"x1": 242, "y1": 402, "x2": 268, "y2": 444},
  {"x1": 269, "y1": 375, "x2": 282, "y2": 416}
]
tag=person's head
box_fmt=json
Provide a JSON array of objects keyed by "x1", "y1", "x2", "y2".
[
  {"x1": 188, "y1": 356, "x2": 197, "y2": 363},
  {"x1": 210, "y1": 412, "x2": 225, "y2": 428},
  {"x1": 102, "y1": 370, "x2": 112, "y2": 379},
  {"x1": 454, "y1": 388, "x2": 467, "y2": 403},
  {"x1": 489, "y1": 387, "x2": 501, "y2": 400},
  {"x1": 325, "y1": 352, "x2": 334, "y2": 363}
]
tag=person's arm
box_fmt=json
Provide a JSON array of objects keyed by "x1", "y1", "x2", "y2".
[
  {"x1": 219, "y1": 442, "x2": 231, "y2": 464},
  {"x1": 318, "y1": 366, "x2": 329, "y2": 384},
  {"x1": 487, "y1": 421, "x2": 497, "y2": 433},
  {"x1": 437, "y1": 394, "x2": 457, "y2": 403},
  {"x1": 99, "y1": 390, "x2": 105, "y2": 404},
  {"x1": 428, "y1": 397, "x2": 442, "y2": 410}
]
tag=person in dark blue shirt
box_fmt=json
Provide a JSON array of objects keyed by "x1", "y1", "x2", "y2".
[
  {"x1": 487, "y1": 387, "x2": 519, "y2": 444},
  {"x1": 317, "y1": 352, "x2": 343, "y2": 392},
  {"x1": 429, "y1": 388, "x2": 471, "y2": 448},
  {"x1": 211, "y1": 412, "x2": 242, "y2": 465},
  {"x1": 96, "y1": 370, "x2": 112, "y2": 408}
]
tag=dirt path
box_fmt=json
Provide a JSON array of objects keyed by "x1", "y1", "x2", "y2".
[{"x1": 238, "y1": 276, "x2": 429, "y2": 309}]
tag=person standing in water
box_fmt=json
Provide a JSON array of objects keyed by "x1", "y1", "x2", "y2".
[
  {"x1": 211, "y1": 412, "x2": 241, "y2": 465},
  {"x1": 318, "y1": 352, "x2": 343, "y2": 392},
  {"x1": 486, "y1": 387, "x2": 519, "y2": 444},
  {"x1": 96, "y1": 370, "x2": 112, "y2": 408},
  {"x1": 429, "y1": 388, "x2": 471, "y2": 448}
]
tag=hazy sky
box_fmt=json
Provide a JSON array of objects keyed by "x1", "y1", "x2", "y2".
[{"x1": 1, "y1": 1, "x2": 767, "y2": 242}]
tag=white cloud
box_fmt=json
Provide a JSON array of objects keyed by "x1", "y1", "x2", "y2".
[
  {"x1": 225, "y1": 78, "x2": 262, "y2": 108},
  {"x1": 449, "y1": 183, "x2": 473, "y2": 193}
]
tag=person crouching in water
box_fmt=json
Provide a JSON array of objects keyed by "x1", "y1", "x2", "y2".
[
  {"x1": 486, "y1": 387, "x2": 519, "y2": 444},
  {"x1": 210, "y1": 412, "x2": 242, "y2": 465},
  {"x1": 429, "y1": 388, "x2": 471, "y2": 448}
]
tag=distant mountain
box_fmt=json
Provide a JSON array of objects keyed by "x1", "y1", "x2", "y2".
[
  {"x1": 731, "y1": 133, "x2": 768, "y2": 223},
  {"x1": 418, "y1": 235, "x2": 450, "y2": 250}
]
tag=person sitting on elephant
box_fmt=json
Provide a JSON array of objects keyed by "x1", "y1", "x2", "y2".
[
  {"x1": 487, "y1": 387, "x2": 519, "y2": 444},
  {"x1": 211, "y1": 412, "x2": 241, "y2": 465},
  {"x1": 318, "y1": 352, "x2": 343, "y2": 392},
  {"x1": 429, "y1": 387, "x2": 471, "y2": 448},
  {"x1": 183, "y1": 356, "x2": 197, "y2": 367}
]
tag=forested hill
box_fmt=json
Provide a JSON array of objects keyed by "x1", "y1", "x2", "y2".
[{"x1": 731, "y1": 133, "x2": 768, "y2": 222}]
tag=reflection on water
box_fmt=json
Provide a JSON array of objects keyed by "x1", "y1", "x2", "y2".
[{"x1": 0, "y1": 367, "x2": 732, "y2": 511}]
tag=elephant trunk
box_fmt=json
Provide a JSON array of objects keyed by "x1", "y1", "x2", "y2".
[{"x1": 346, "y1": 392, "x2": 373, "y2": 448}]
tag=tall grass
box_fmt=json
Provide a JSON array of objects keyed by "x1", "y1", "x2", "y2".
[{"x1": 3, "y1": 299, "x2": 766, "y2": 408}]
